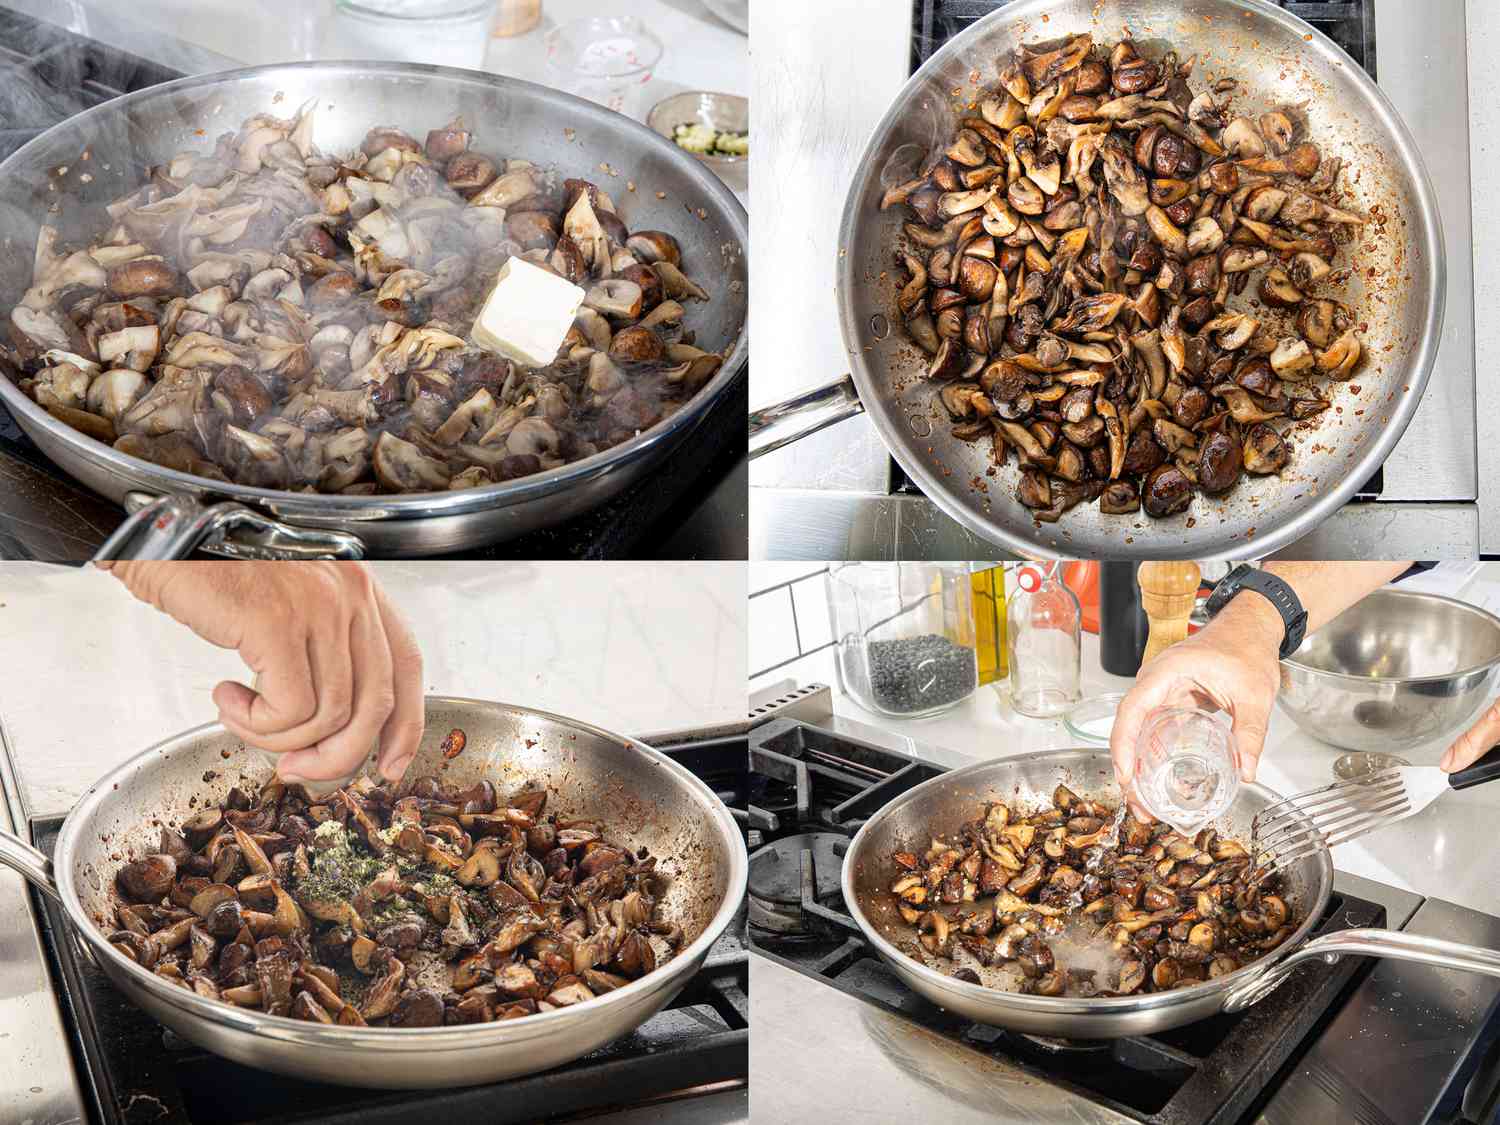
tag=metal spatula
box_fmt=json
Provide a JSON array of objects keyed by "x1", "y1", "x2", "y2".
[{"x1": 1251, "y1": 745, "x2": 1500, "y2": 879}]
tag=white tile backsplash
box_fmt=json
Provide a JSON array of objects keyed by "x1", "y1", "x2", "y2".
[
  {"x1": 790, "y1": 574, "x2": 833, "y2": 652},
  {"x1": 748, "y1": 585, "x2": 799, "y2": 675},
  {"x1": 749, "y1": 561, "x2": 829, "y2": 595}
]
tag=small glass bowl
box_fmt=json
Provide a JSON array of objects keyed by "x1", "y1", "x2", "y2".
[
  {"x1": 1064, "y1": 692, "x2": 1125, "y2": 745},
  {"x1": 648, "y1": 91, "x2": 749, "y2": 169},
  {"x1": 544, "y1": 15, "x2": 664, "y2": 119}
]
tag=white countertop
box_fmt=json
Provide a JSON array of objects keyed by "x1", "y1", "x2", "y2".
[
  {"x1": 4, "y1": 0, "x2": 748, "y2": 201},
  {"x1": 1469, "y1": 0, "x2": 1500, "y2": 553},
  {"x1": 752, "y1": 562, "x2": 1500, "y2": 919},
  {"x1": 0, "y1": 560, "x2": 746, "y2": 817}
]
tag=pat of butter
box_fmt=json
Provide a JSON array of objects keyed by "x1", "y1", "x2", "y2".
[{"x1": 470, "y1": 258, "x2": 586, "y2": 369}]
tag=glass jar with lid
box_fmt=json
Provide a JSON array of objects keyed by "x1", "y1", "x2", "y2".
[{"x1": 827, "y1": 563, "x2": 979, "y2": 717}]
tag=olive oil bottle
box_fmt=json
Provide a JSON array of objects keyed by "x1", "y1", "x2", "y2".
[{"x1": 970, "y1": 564, "x2": 1008, "y2": 686}]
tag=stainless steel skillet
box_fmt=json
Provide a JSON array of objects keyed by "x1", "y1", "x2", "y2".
[
  {"x1": 843, "y1": 750, "x2": 1500, "y2": 1038},
  {"x1": 0, "y1": 697, "x2": 748, "y2": 1088},
  {"x1": 751, "y1": 0, "x2": 1443, "y2": 560},
  {"x1": 0, "y1": 62, "x2": 749, "y2": 559}
]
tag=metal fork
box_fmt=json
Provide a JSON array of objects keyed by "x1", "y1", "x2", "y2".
[{"x1": 1250, "y1": 745, "x2": 1500, "y2": 881}]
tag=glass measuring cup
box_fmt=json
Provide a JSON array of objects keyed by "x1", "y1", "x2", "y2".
[
  {"x1": 544, "y1": 15, "x2": 664, "y2": 118},
  {"x1": 1133, "y1": 707, "x2": 1240, "y2": 835}
]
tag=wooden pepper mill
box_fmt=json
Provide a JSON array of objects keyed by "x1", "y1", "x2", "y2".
[{"x1": 1138, "y1": 562, "x2": 1202, "y2": 665}]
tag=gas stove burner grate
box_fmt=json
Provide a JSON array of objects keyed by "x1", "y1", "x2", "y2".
[
  {"x1": 25, "y1": 737, "x2": 749, "y2": 1125},
  {"x1": 747, "y1": 832, "x2": 849, "y2": 936},
  {"x1": 747, "y1": 717, "x2": 1390, "y2": 1125},
  {"x1": 898, "y1": 0, "x2": 1385, "y2": 505}
]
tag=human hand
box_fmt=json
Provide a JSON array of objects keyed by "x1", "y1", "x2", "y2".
[
  {"x1": 100, "y1": 562, "x2": 424, "y2": 783},
  {"x1": 1441, "y1": 700, "x2": 1500, "y2": 774},
  {"x1": 1109, "y1": 593, "x2": 1284, "y2": 818}
]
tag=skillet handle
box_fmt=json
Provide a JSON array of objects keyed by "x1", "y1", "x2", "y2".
[
  {"x1": 748, "y1": 375, "x2": 864, "y2": 459},
  {"x1": 0, "y1": 828, "x2": 62, "y2": 904},
  {"x1": 1224, "y1": 927, "x2": 1500, "y2": 1012},
  {"x1": 94, "y1": 493, "x2": 366, "y2": 560}
]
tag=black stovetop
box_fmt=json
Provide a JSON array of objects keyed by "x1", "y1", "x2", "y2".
[
  {"x1": 28, "y1": 734, "x2": 749, "y2": 1125},
  {"x1": 744, "y1": 717, "x2": 1386, "y2": 1125},
  {"x1": 0, "y1": 6, "x2": 747, "y2": 561},
  {"x1": 893, "y1": 0, "x2": 1384, "y2": 505}
]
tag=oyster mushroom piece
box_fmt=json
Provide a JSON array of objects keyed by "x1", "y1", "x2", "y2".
[
  {"x1": 31, "y1": 363, "x2": 94, "y2": 411},
  {"x1": 1145, "y1": 206, "x2": 1187, "y2": 258},
  {"x1": 443, "y1": 893, "x2": 476, "y2": 949},
  {"x1": 653, "y1": 261, "x2": 710, "y2": 303},
  {"x1": 562, "y1": 191, "x2": 611, "y2": 274},
  {"x1": 372, "y1": 431, "x2": 452, "y2": 492},
  {"x1": 1316, "y1": 329, "x2": 1362, "y2": 378},
  {"x1": 1100, "y1": 136, "x2": 1149, "y2": 215},
  {"x1": 117, "y1": 370, "x2": 209, "y2": 437},
  {"x1": 506, "y1": 417, "x2": 560, "y2": 461},
  {"x1": 98, "y1": 326, "x2": 160, "y2": 373},
  {"x1": 360, "y1": 957, "x2": 407, "y2": 1021}
]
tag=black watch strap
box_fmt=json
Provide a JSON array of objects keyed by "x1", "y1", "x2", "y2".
[{"x1": 1204, "y1": 565, "x2": 1308, "y2": 659}]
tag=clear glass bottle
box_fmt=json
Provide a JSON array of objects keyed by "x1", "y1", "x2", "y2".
[
  {"x1": 827, "y1": 563, "x2": 979, "y2": 718},
  {"x1": 1006, "y1": 561, "x2": 1082, "y2": 718}
]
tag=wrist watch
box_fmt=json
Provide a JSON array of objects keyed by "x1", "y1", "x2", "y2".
[{"x1": 1203, "y1": 565, "x2": 1308, "y2": 659}]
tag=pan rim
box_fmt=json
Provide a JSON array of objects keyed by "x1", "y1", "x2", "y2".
[
  {"x1": 0, "y1": 59, "x2": 748, "y2": 517},
  {"x1": 51, "y1": 695, "x2": 748, "y2": 1045},
  {"x1": 839, "y1": 747, "x2": 1333, "y2": 1016},
  {"x1": 834, "y1": 0, "x2": 1446, "y2": 561}
]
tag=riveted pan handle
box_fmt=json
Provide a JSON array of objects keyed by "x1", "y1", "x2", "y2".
[
  {"x1": 0, "y1": 827, "x2": 62, "y2": 904},
  {"x1": 748, "y1": 375, "x2": 864, "y2": 459},
  {"x1": 1225, "y1": 927, "x2": 1500, "y2": 1012},
  {"x1": 94, "y1": 493, "x2": 366, "y2": 560}
]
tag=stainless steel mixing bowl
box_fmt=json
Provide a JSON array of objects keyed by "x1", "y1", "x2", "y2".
[{"x1": 1277, "y1": 590, "x2": 1500, "y2": 753}]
